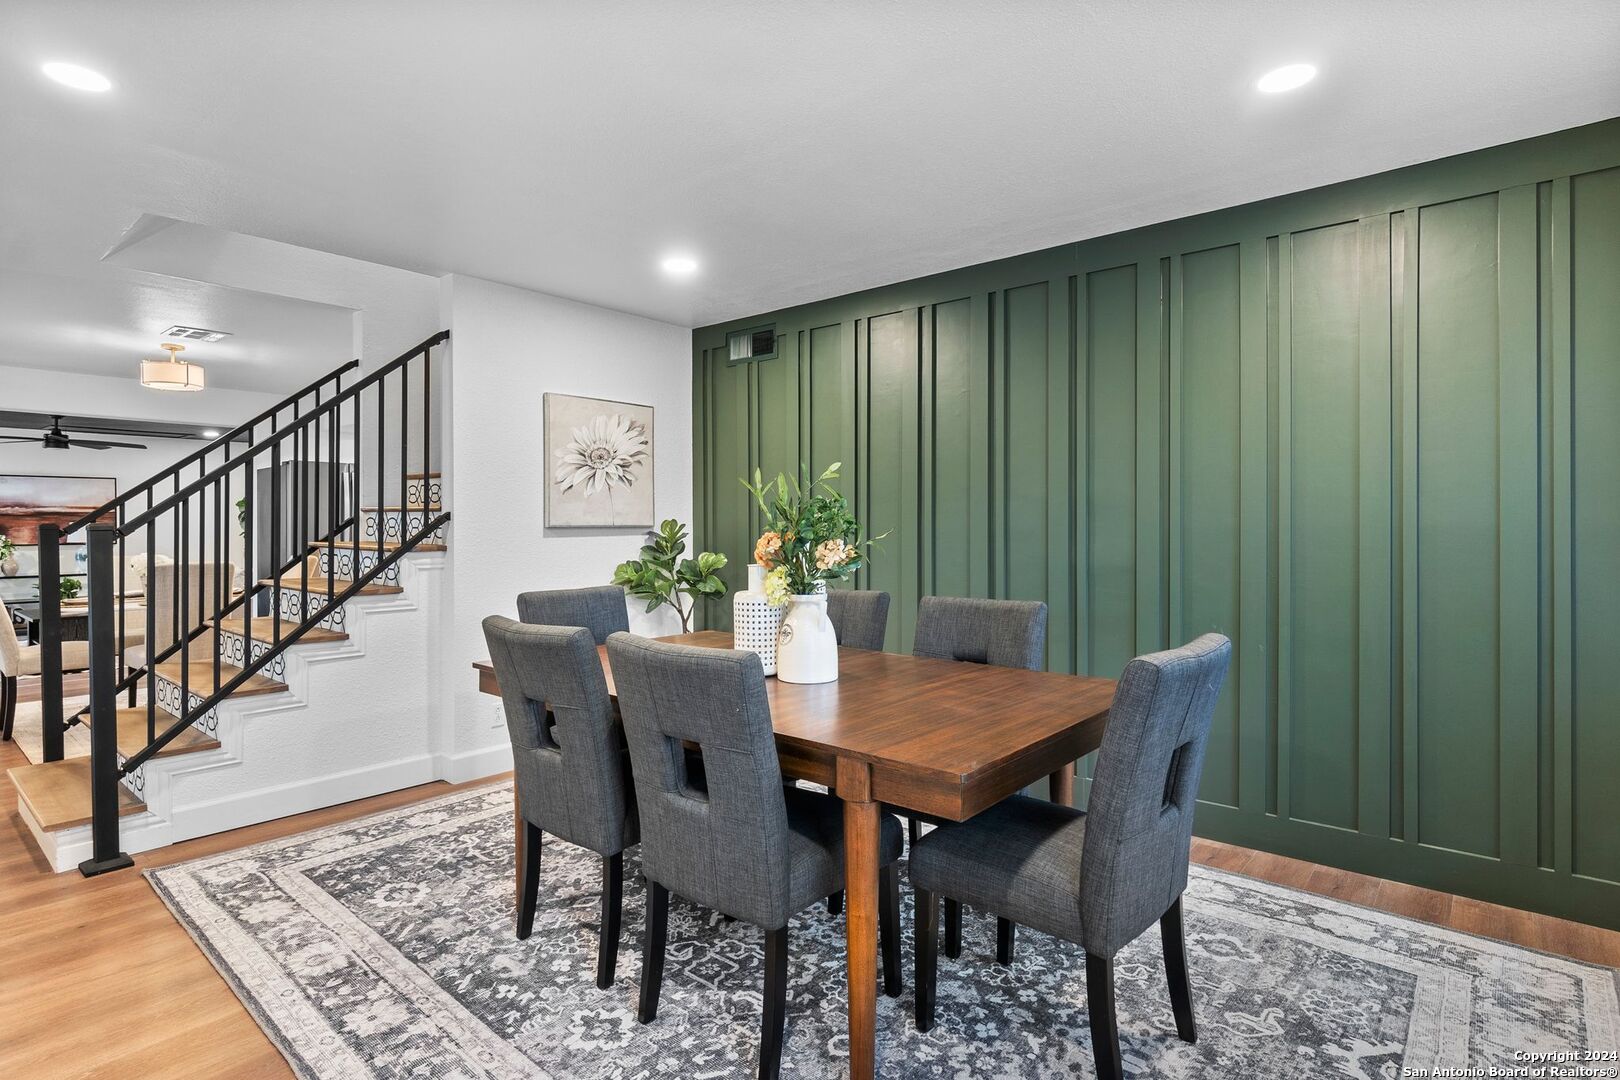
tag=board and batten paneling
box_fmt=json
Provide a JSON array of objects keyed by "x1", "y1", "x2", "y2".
[{"x1": 691, "y1": 120, "x2": 1620, "y2": 929}]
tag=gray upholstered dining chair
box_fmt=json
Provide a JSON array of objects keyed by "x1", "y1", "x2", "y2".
[
  {"x1": 908, "y1": 594, "x2": 1049, "y2": 952},
  {"x1": 909, "y1": 633, "x2": 1232, "y2": 1080},
  {"x1": 606, "y1": 632, "x2": 905, "y2": 1080},
  {"x1": 516, "y1": 585, "x2": 629, "y2": 644},
  {"x1": 482, "y1": 615, "x2": 638, "y2": 989},
  {"x1": 826, "y1": 589, "x2": 890, "y2": 651}
]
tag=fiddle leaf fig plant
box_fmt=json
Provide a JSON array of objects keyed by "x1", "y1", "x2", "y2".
[{"x1": 611, "y1": 518, "x2": 728, "y2": 632}]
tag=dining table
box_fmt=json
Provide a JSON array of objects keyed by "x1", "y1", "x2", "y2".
[{"x1": 474, "y1": 630, "x2": 1116, "y2": 1080}]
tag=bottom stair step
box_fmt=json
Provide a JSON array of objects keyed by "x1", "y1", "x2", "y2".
[
  {"x1": 8, "y1": 759, "x2": 145, "y2": 831},
  {"x1": 87, "y1": 708, "x2": 221, "y2": 759}
]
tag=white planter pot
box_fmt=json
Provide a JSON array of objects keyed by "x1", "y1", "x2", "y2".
[
  {"x1": 776, "y1": 587, "x2": 838, "y2": 684},
  {"x1": 732, "y1": 563, "x2": 785, "y2": 675}
]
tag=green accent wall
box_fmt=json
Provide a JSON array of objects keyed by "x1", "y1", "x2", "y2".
[{"x1": 692, "y1": 119, "x2": 1620, "y2": 930}]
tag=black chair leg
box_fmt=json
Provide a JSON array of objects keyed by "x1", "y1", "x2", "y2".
[
  {"x1": 1, "y1": 674, "x2": 16, "y2": 742},
  {"x1": 1160, "y1": 895, "x2": 1197, "y2": 1043},
  {"x1": 827, "y1": 890, "x2": 844, "y2": 916},
  {"x1": 995, "y1": 917, "x2": 1016, "y2": 965},
  {"x1": 908, "y1": 817, "x2": 921, "y2": 849},
  {"x1": 596, "y1": 852, "x2": 624, "y2": 989},
  {"x1": 1086, "y1": 952, "x2": 1124, "y2": 1080},
  {"x1": 638, "y1": 880, "x2": 669, "y2": 1024},
  {"x1": 943, "y1": 898, "x2": 962, "y2": 959},
  {"x1": 878, "y1": 864, "x2": 901, "y2": 997},
  {"x1": 515, "y1": 820, "x2": 542, "y2": 940},
  {"x1": 759, "y1": 926, "x2": 788, "y2": 1080},
  {"x1": 914, "y1": 887, "x2": 939, "y2": 1031}
]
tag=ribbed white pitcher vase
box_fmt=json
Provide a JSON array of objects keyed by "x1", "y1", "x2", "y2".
[
  {"x1": 776, "y1": 583, "x2": 838, "y2": 684},
  {"x1": 732, "y1": 563, "x2": 785, "y2": 675}
]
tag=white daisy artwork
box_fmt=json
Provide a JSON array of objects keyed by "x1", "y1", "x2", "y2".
[{"x1": 544, "y1": 393, "x2": 655, "y2": 527}]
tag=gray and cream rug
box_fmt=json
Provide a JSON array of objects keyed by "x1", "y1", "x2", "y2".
[{"x1": 147, "y1": 782, "x2": 1619, "y2": 1078}]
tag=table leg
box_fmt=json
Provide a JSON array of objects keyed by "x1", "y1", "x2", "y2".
[
  {"x1": 840, "y1": 763, "x2": 879, "y2": 1080},
  {"x1": 1049, "y1": 761, "x2": 1076, "y2": 806}
]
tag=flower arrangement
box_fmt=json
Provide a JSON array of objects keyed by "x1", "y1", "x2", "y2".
[
  {"x1": 741, "y1": 462, "x2": 883, "y2": 603},
  {"x1": 611, "y1": 518, "x2": 727, "y2": 632}
]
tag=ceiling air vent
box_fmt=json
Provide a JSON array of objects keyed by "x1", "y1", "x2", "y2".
[
  {"x1": 162, "y1": 325, "x2": 232, "y2": 343},
  {"x1": 727, "y1": 325, "x2": 778, "y2": 364}
]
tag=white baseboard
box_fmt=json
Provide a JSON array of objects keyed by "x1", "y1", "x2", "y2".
[
  {"x1": 434, "y1": 742, "x2": 511, "y2": 785},
  {"x1": 165, "y1": 753, "x2": 442, "y2": 843}
]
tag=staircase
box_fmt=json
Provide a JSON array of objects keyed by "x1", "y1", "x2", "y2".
[{"x1": 7, "y1": 333, "x2": 450, "y2": 875}]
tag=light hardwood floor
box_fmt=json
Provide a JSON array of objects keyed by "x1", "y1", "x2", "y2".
[{"x1": 2, "y1": 678, "x2": 1615, "y2": 1079}]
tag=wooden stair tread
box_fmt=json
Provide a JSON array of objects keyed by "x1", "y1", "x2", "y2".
[
  {"x1": 259, "y1": 574, "x2": 403, "y2": 596},
  {"x1": 206, "y1": 617, "x2": 349, "y2": 644},
  {"x1": 8, "y1": 759, "x2": 144, "y2": 831},
  {"x1": 405, "y1": 471, "x2": 441, "y2": 479},
  {"x1": 152, "y1": 659, "x2": 287, "y2": 697},
  {"x1": 361, "y1": 504, "x2": 443, "y2": 512},
  {"x1": 92, "y1": 708, "x2": 221, "y2": 759}
]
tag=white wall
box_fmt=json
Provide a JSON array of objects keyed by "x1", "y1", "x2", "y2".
[{"x1": 435, "y1": 274, "x2": 692, "y2": 781}]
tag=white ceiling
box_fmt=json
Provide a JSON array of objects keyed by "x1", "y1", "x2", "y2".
[{"x1": 2, "y1": 0, "x2": 1617, "y2": 339}]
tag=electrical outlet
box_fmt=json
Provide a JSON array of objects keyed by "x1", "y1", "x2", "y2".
[{"x1": 491, "y1": 701, "x2": 506, "y2": 730}]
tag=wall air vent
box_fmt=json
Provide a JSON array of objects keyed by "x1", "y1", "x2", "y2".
[
  {"x1": 161, "y1": 325, "x2": 232, "y2": 343},
  {"x1": 727, "y1": 325, "x2": 778, "y2": 364}
]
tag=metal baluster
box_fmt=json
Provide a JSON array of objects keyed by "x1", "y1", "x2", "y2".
[
  {"x1": 400, "y1": 359, "x2": 409, "y2": 574},
  {"x1": 271, "y1": 438, "x2": 282, "y2": 646},
  {"x1": 118, "y1": 509, "x2": 129, "y2": 707},
  {"x1": 352, "y1": 394, "x2": 361, "y2": 583},
  {"x1": 423, "y1": 346, "x2": 432, "y2": 526},
  {"x1": 377, "y1": 378, "x2": 386, "y2": 561},
  {"x1": 326, "y1": 395, "x2": 337, "y2": 613},
  {"x1": 242, "y1": 426, "x2": 253, "y2": 672},
  {"x1": 37, "y1": 524, "x2": 63, "y2": 762},
  {"x1": 213, "y1": 477, "x2": 223, "y2": 695},
  {"x1": 147, "y1": 536, "x2": 156, "y2": 746},
  {"x1": 179, "y1": 499, "x2": 190, "y2": 747}
]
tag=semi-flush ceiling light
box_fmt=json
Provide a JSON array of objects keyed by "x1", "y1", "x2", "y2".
[
  {"x1": 201, "y1": 429, "x2": 221, "y2": 438},
  {"x1": 661, "y1": 255, "x2": 700, "y2": 276},
  {"x1": 140, "y1": 342, "x2": 206, "y2": 392},
  {"x1": 1257, "y1": 63, "x2": 1317, "y2": 93},
  {"x1": 42, "y1": 61, "x2": 112, "y2": 92}
]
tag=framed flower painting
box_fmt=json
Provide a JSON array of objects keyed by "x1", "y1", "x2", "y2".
[{"x1": 543, "y1": 393, "x2": 654, "y2": 528}]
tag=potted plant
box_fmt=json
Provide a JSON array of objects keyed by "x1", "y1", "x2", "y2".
[
  {"x1": 611, "y1": 518, "x2": 728, "y2": 632},
  {"x1": 0, "y1": 533, "x2": 16, "y2": 577},
  {"x1": 742, "y1": 463, "x2": 883, "y2": 683}
]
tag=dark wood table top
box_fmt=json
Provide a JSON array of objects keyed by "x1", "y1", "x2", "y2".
[{"x1": 475, "y1": 630, "x2": 1115, "y2": 822}]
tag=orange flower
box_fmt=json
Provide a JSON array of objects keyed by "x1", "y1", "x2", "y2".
[{"x1": 754, "y1": 531, "x2": 783, "y2": 569}]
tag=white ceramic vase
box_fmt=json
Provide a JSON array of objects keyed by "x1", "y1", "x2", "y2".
[
  {"x1": 0, "y1": 556, "x2": 17, "y2": 578},
  {"x1": 732, "y1": 563, "x2": 785, "y2": 675},
  {"x1": 776, "y1": 585, "x2": 838, "y2": 684}
]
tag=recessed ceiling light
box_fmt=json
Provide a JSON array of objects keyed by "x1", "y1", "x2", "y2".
[
  {"x1": 42, "y1": 62, "x2": 112, "y2": 93},
  {"x1": 660, "y1": 255, "x2": 700, "y2": 276},
  {"x1": 201, "y1": 429, "x2": 221, "y2": 438},
  {"x1": 1257, "y1": 63, "x2": 1317, "y2": 94}
]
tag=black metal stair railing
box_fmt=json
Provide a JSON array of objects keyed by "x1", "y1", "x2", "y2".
[{"x1": 35, "y1": 331, "x2": 450, "y2": 877}]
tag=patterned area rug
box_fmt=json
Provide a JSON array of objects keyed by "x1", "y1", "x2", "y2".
[{"x1": 147, "y1": 782, "x2": 1619, "y2": 1079}]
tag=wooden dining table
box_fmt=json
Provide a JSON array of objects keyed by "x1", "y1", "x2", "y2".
[{"x1": 474, "y1": 630, "x2": 1116, "y2": 1080}]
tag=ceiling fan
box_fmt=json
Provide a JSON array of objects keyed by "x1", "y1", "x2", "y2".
[{"x1": 0, "y1": 416, "x2": 147, "y2": 451}]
